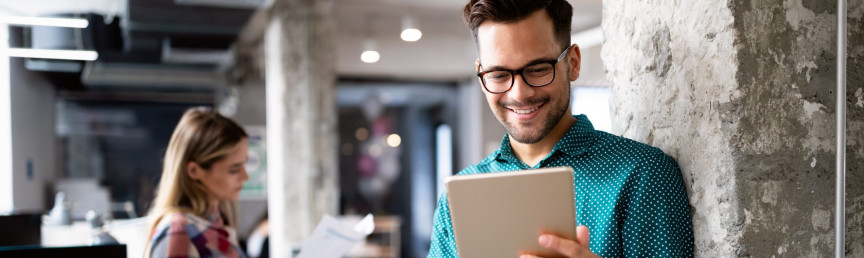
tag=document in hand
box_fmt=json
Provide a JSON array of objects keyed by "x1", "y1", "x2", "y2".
[
  {"x1": 446, "y1": 166, "x2": 576, "y2": 258},
  {"x1": 295, "y1": 214, "x2": 374, "y2": 258}
]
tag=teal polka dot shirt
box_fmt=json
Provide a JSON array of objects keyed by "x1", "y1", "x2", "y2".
[{"x1": 428, "y1": 114, "x2": 694, "y2": 257}]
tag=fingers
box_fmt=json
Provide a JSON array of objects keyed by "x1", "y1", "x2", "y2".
[
  {"x1": 534, "y1": 226, "x2": 591, "y2": 257},
  {"x1": 576, "y1": 225, "x2": 590, "y2": 248},
  {"x1": 538, "y1": 234, "x2": 581, "y2": 257}
]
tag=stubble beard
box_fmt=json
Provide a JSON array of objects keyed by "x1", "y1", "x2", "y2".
[{"x1": 496, "y1": 84, "x2": 570, "y2": 144}]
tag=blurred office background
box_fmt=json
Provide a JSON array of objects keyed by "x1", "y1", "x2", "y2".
[{"x1": 0, "y1": 0, "x2": 607, "y2": 257}]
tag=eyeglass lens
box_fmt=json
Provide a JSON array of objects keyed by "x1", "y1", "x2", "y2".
[{"x1": 482, "y1": 63, "x2": 555, "y2": 93}]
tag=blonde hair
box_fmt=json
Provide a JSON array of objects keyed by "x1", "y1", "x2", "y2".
[{"x1": 144, "y1": 107, "x2": 248, "y2": 256}]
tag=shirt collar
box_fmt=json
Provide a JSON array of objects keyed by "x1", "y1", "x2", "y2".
[
  {"x1": 206, "y1": 205, "x2": 225, "y2": 226},
  {"x1": 495, "y1": 114, "x2": 595, "y2": 162}
]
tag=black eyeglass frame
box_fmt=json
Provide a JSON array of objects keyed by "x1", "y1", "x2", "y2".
[{"x1": 476, "y1": 46, "x2": 570, "y2": 94}]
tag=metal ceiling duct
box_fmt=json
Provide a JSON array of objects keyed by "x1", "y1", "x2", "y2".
[
  {"x1": 19, "y1": 0, "x2": 258, "y2": 91},
  {"x1": 174, "y1": 0, "x2": 268, "y2": 9},
  {"x1": 160, "y1": 38, "x2": 234, "y2": 65},
  {"x1": 80, "y1": 61, "x2": 223, "y2": 91}
]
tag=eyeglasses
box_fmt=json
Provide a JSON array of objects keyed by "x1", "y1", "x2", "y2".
[{"x1": 476, "y1": 46, "x2": 570, "y2": 94}]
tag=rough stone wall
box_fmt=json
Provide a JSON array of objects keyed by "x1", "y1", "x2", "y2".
[
  {"x1": 603, "y1": 0, "x2": 743, "y2": 256},
  {"x1": 730, "y1": 0, "x2": 864, "y2": 256},
  {"x1": 603, "y1": 0, "x2": 864, "y2": 256},
  {"x1": 264, "y1": 0, "x2": 339, "y2": 256}
]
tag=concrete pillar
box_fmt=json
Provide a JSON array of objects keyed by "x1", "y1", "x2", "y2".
[
  {"x1": 603, "y1": 0, "x2": 863, "y2": 256},
  {"x1": 264, "y1": 0, "x2": 338, "y2": 256}
]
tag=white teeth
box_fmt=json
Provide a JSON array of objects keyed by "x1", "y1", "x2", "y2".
[{"x1": 512, "y1": 107, "x2": 538, "y2": 114}]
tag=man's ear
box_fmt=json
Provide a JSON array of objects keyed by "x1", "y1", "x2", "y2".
[
  {"x1": 187, "y1": 161, "x2": 202, "y2": 180},
  {"x1": 567, "y1": 44, "x2": 582, "y2": 81},
  {"x1": 475, "y1": 59, "x2": 484, "y2": 85}
]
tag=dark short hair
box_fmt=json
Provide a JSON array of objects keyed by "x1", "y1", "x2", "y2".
[{"x1": 462, "y1": 0, "x2": 573, "y2": 50}]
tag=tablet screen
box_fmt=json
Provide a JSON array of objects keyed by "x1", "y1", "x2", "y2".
[{"x1": 446, "y1": 166, "x2": 576, "y2": 257}]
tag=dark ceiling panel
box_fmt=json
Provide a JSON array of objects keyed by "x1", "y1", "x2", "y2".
[{"x1": 126, "y1": 0, "x2": 253, "y2": 36}]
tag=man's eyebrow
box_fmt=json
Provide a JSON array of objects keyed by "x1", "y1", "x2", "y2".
[{"x1": 480, "y1": 56, "x2": 557, "y2": 72}]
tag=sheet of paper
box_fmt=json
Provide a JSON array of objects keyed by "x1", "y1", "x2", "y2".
[{"x1": 296, "y1": 214, "x2": 374, "y2": 258}]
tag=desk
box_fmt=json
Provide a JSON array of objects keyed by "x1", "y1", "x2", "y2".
[
  {"x1": 41, "y1": 218, "x2": 148, "y2": 258},
  {"x1": 0, "y1": 214, "x2": 41, "y2": 247},
  {"x1": 0, "y1": 244, "x2": 127, "y2": 257}
]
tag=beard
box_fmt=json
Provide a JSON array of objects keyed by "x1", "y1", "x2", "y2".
[{"x1": 494, "y1": 85, "x2": 570, "y2": 144}]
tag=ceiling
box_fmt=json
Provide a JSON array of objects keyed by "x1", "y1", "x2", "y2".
[
  {"x1": 0, "y1": 0, "x2": 602, "y2": 82},
  {"x1": 333, "y1": 0, "x2": 603, "y2": 80}
]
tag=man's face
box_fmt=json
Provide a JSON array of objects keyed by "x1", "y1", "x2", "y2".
[{"x1": 476, "y1": 10, "x2": 579, "y2": 144}]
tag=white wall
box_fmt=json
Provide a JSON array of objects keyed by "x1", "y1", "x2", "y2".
[
  {"x1": 455, "y1": 79, "x2": 506, "y2": 172},
  {"x1": 575, "y1": 44, "x2": 605, "y2": 85},
  {"x1": 456, "y1": 80, "x2": 481, "y2": 171},
  {"x1": 0, "y1": 26, "x2": 13, "y2": 214},
  {"x1": 9, "y1": 52, "x2": 56, "y2": 212}
]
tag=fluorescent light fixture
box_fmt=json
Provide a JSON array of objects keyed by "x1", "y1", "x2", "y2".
[
  {"x1": 571, "y1": 26, "x2": 603, "y2": 49},
  {"x1": 0, "y1": 16, "x2": 89, "y2": 28},
  {"x1": 360, "y1": 39, "x2": 380, "y2": 63},
  {"x1": 4, "y1": 48, "x2": 98, "y2": 61},
  {"x1": 400, "y1": 16, "x2": 422, "y2": 42}
]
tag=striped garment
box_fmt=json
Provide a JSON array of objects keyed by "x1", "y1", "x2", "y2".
[{"x1": 148, "y1": 209, "x2": 246, "y2": 258}]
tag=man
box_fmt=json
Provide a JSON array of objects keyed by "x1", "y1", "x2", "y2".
[{"x1": 428, "y1": 0, "x2": 694, "y2": 257}]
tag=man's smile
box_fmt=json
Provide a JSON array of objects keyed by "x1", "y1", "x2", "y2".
[{"x1": 508, "y1": 102, "x2": 544, "y2": 114}]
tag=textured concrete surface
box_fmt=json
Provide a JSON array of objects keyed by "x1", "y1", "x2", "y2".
[
  {"x1": 264, "y1": 0, "x2": 339, "y2": 256},
  {"x1": 603, "y1": 0, "x2": 863, "y2": 256}
]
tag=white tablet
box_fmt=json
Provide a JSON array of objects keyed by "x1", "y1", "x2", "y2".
[{"x1": 446, "y1": 166, "x2": 576, "y2": 258}]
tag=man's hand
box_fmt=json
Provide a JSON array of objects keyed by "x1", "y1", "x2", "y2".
[{"x1": 519, "y1": 225, "x2": 601, "y2": 258}]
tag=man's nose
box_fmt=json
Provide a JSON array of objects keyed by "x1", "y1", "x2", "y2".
[{"x1": 506, "y1": 74, "x2": 537, "y2": 101}]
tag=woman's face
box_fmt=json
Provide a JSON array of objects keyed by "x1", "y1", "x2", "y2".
[{"x1": 189, "y1": 138, "x2": 250, "y2": 203}]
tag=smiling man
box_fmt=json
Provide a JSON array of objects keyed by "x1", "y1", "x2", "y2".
[{"x1": 427, "y1": 0, "x2": 694, "y2": 257}]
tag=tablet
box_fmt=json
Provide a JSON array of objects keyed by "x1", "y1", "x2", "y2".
[{"x1": 446, "y1": 166, "x2": 576, "y2": 258}]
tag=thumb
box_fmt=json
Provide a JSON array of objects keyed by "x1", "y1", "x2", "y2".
[{"x1": 576, "y1": 225, "x2": 590, "y2": 248}]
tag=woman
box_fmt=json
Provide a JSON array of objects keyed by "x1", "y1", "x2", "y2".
[{"x1": 145, "y1": 107, "x2": 249, "y2": 258}]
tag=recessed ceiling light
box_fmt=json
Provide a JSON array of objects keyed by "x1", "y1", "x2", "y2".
[
  {"x1": 400, "y1": 16, "x2": 422, "y2": 42},
  {"x1": 361, "y1": 39, "x2": 380, "y2": 63}
]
